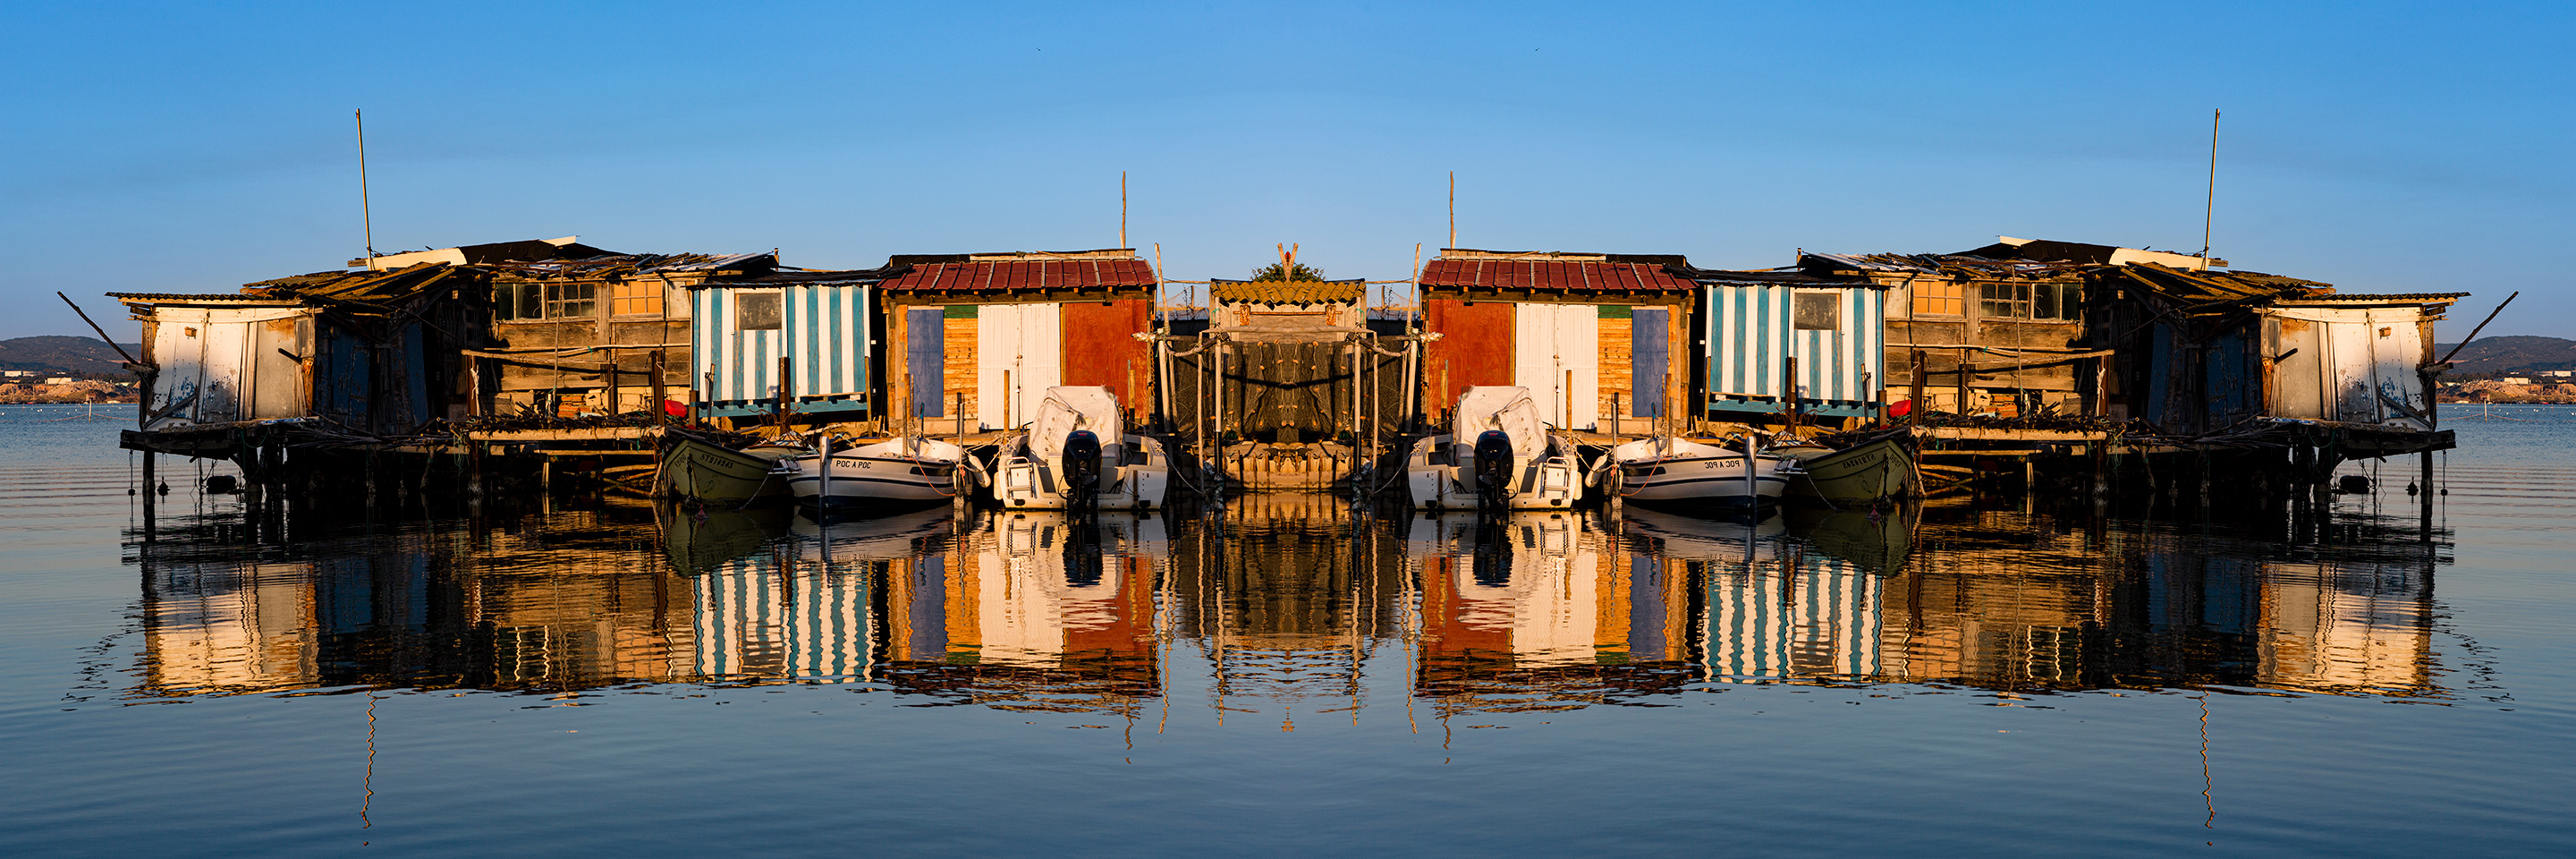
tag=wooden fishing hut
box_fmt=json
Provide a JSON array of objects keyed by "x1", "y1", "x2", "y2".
[
  {"x1": 1796, "y1": 237, "x2": 2148, "y2": 419},
  {"x1": 2051, "y1": 245, "x2": 2462, "y2": 500},
  {"x1": 685, "y1": 263, "x2": 898, "y2": 426},
  {"x1": 1674, "y1": 264, "x2": 1891, "y2": 427},
  {"x1": 1414, "y1": 250, "x2": 1694, "y2": 436},
  {"x1": 111, "y1": 261, "x2": 492, "y2": 437},
  {"x1": 1161, "y1": 276, "x2": 1419, "y2": 491},
  {"x1": 874, "y1": 250, "x2": 1158, "y2": 434},
  {"x1": 475, "y1": 242, "x2": 775, "y2": 419}
]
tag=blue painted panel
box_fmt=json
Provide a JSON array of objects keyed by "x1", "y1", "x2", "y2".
[
  {"x1": 1632, "y1": 307, "x2": 1668, "y2": 418},
  {"x1": 907, "y1": 308, "x2": 944, "y2": 417}
]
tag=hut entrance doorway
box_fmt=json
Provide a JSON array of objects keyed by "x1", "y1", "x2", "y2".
[
  {"x1": 1513, "y1": 303, "x2": 1598, "y2": 430},
  {"x1": 977, "y1": 302, "x2": 1061, "y2": 430}
]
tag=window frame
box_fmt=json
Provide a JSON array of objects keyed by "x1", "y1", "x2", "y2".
[
  {"x1": 1792, "y1": 291, "x2": 1843, "y2": 330},
  {"x1": 1911, "y1": 280, "x2": 1964, "y2": 318},
  {"x1": 734, "y1": 290, "x2": 784, "y2": 331},
  {"x1": 609, "y1": 278, "x2": 663, "y2": 318}
]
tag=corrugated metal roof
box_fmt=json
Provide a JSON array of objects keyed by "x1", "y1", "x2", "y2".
[
  {"x1": 492, "y1": 252, "x2": 775, "y2": 279},
  {"x1": 107, "y1": 292, "x2": 293, "y2": 303},
  {"x1": 2278, "y1": 292, "x2": 2469, "y2": 303},
  {"x1": 2097, "y1": 265, "x2": 2333, "y2": 304},
  {"x1": 1674, "y1": 266, "x2": 1885, "y2": 289},
  {"x1": 1210, "y1": 278, "x2": 1365, "y2": 304},
  {"x1": 880, "y1": 258, "x2": 1158, "y2": 292},
  {"x1": 1417, "y1": 258, "x2": 1693, "y2": 292}
]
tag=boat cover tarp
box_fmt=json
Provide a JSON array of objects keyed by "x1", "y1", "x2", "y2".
[
  {"x1": 1030, "y1": 386, "x2": 1123, "y2": 460},
  {"x1": 1452, "y1": 386, "x2": 1545, "y2": 459}
]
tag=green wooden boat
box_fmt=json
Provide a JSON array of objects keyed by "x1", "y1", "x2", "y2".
[
  {"x1": 1775, "y1": 438, "x2": 1915, "y2": 504},
  {"x1": 659, "y1": 436, "x2": 802, "y2": 503}
]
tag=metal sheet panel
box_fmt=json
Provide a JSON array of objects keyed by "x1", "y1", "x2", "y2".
[
  {"x1": 1058, "y1": 299, "x2": 1151, "y2": 411},
  {"x1": 1422, "y1": 298, "x2": 1514, "y2": 411}
]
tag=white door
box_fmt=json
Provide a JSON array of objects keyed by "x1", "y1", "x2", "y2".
[
  {"x1": 1513, "y1": 303, "x2": 1599, "y2": 430},
  {"x1": 148, "y1": 311, "x2": 208, "y2": 429},
  {"x1": 2325, "y1": 319, "x2": 2376, "y2": 424},
  {"x1": 977, "y1": 302, "x2": 1061, "y2": 430},
  {"x1": 2368, "y1": 311, "x2": 2430, "y2": 430}
]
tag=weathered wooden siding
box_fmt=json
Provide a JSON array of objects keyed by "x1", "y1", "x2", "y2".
[
  {"x1": 1597, "y1": 311, "x2": 1632, "y2": 420},
  {"x1": 942, "y1": 313, "x2": 979, "y2": 422}
]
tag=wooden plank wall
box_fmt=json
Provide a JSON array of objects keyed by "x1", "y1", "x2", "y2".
[
  {"x1": 1597, "y1": 313, "x2": 1632, "y2": 419},
  {"x1": 942, "y1": 315, "x2": 978, "y2": 421}
]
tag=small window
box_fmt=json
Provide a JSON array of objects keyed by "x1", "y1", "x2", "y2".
[
  {"x1": 1980, "y1": 282, "x2": 2033, "y2": 319},
  {"x1": 495, "y1": 283, "x2": 542, "y2": 321},
  {"x1": 1793, "y1": 293, "x2": 1841, "y2": 330},
  {"x1": 1978, "y1": 282, "x2": 2080, "y2": 321},
  {"x1": 736, "y1": 292, "x2": 782, "y2": 330},
  {"x1": 1911, "y1": 281, "x2": 1963, "y2": 317},
  {"x1": 610, "y1": 279, "x2": 662, "y2": 316},
  {"x1": 2049, "y1": 283, "x2": 2080, "y2": 320},
  {"x1": 546, "y1": 282, "x2": 596, "y2": 319}
]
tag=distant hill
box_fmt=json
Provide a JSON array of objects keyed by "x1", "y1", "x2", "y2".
[
  {"x1": 2433, "y1": 336, "x2": 2576, "y2": 375},
  {"x1": 0, "y1": 336, "x2": 140, "y2": 375}
]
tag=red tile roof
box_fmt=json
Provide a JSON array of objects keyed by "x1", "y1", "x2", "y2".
[
  {"x1": 1418, "y1": 258, "x2": 1693, "y2": 292},
  {"x1": 882, "y1": 258, "x2": 1159, "y2": 292}
]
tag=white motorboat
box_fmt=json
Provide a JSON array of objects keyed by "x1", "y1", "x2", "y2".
[
  {"x1": 993, "y1": 387, "x2": 1171, "y2": 510},
  {"x1": 1403, "y1": 386, "x2": 1583, "y2": 510},
  {"x1": 1592, "y1": 433, "x2": 1800, "y2": 508},
  {"x1": 782, "y1": 434, "x2": 984, "y2": 510}
]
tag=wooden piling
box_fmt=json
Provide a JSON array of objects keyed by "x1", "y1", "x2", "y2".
[{"x1": 650, "y1": 350, "x2": 668, "y2": 424}]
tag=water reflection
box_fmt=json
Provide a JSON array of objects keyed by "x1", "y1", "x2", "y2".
[{"x1": 127, "y1": 489, "x2": 2449, "y2": 713}]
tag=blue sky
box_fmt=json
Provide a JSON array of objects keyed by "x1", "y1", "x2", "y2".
[{"x1": 4, "y1": 1, "x2": 2567, "y2": 341}]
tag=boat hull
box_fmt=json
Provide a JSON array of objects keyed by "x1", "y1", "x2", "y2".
[
  {"x1": 785, "y1": 438, "x2": 979, "y2": 510},
  {"x1": 996, "y1": 434, "x2": 1170, "y2": 510},
  {"x1": 1402, "y1": 435, "x2": 1582, "y2": 510},
  {"x1": 1602, "y1": 440, "x2": 1796, "y2": 507},
  {"x1": 660, "y1": 438, "x2": 796, "y2": 503},
  {"x1": 1614, "y1": 453, "x2": 1792, "y2": 506},
  {"x1": 1779, "y1": 438, "x2": 1914, "y2": 504}
]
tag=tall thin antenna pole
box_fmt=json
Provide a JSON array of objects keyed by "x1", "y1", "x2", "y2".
[
  {"x1": 1446, "y1": 171, "x2": 1456, "y2": 249},
  {"x1": 2200, "y1": 108, "x2": 2219, "y2": 268},
  {"x1": 1121, "y1": 170, "x2": 1129, "y2": 248},
  {"x1": 357, "y1": 109, "x2": 376, "y2": 261}
]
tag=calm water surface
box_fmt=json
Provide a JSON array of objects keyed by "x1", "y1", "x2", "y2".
[{"x1": 3, "y1": 403, "x2": 2571, "y2": 856}]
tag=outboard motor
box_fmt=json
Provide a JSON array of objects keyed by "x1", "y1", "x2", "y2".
[
  {"x1": 1472, "y1": 429, "x2": 1515, "y2": 514},
  {"x1": 1061, "y1": 430, "x2": 1104, "y2": 511}
]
